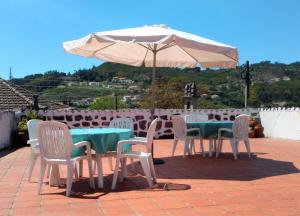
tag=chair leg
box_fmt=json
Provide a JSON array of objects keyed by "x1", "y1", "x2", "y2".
[
  {"x1": 28, "y1": 152, "x2": 38, "y2": 181},
  {"x1": 140, "y1": 157, "x2": 153, "y2": 188},
  {"x1": 120, "y1": 157, "x2": 127, "y2": 182},
  {"x1": 213, "y1": 139, "x2": 217, "y2": 153},
  {"x1": 236, "y1": 141, "x2": 240, "y2": 155},
  {"x1": 200, "y1": 138, "x2": 205, "y2": 157},
  {"x1": 216, "y1": 138, "x2": 221, "y2": 158},
  {"x1": 46, "y1": 164, "x2": 51, "y2": 178},
  {"x1": 96, "y1": 154, "x2": 103, "y2": 188},
  {"x1": 111, "y1": 156, "x2": 121, "y2": 190},
  {"x1": 130, "y1": 158, "x2": 135, "y2": 171},
  {"x1": 87, "y1": 154, "x2": 95, "y2": 189},
  {"x1": 208, "y1": 139, "x2": 213, "y2": 157},
  {"x1": 229, "y1": 139, "x2": 238, "y2": 160},
  {"x1": 219, "y1": 139, "x2": 223, "y2": 153},
  {"x1": 79, "y1": 160, "x2": 83, "y2": 177},
  {"x1": 108, "y1": 157, "x2": 114, "y2": 171},
  {"x1": 190, "y1": 138, "x2": 195, "y2": 155},
  {"x1": 66, "y1": 161, "x2": 75, "y2": 197},
  {"x1": 93, "y1": 160, "x2": 97, "y2": 175},
  {"x1": 74, "y1": 163, "x2": 79, "y2": 179},
  {"x1": 244, "y1": 139, "x2": 251, "y2": 158},
  {"x1": 183, "y1": 139, "x2": 191, "y2": 158},
  {"x1": 172, "y1": 139, "x2": 178, "y2": 156},
  {"x1": 38, "y1": 160, "x2": 47, "y2": 195},
  {"x1": 148, "y1": 156, "x2": 157, "y2": 183}
]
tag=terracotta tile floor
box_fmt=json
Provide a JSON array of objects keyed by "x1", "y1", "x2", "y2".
[{"x1": 1, "y1": 138, "x2": 300, "y2": 216}]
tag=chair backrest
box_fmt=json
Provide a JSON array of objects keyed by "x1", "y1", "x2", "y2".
[
  {"x1": 146, "y1": 118, "x2": 159, "y2": 152},
  {"x1": 38, "y1": 121, "x2": 73, "y2": 160},
  {"x1": 232, "y1": 114, "x2": 250, "y2": 139},
  {"x1": 185, "y1": 114, "x2": 208, "y2": 123},
  {"x1": 27, "y1": 119, "x2": 43, "y2": 140},
  {"x1": 109, "y1": 117, "x2": 134, "y2": 130},
  {"x1": 172, "y1": 115, "x2": 186, "y2": 138}
]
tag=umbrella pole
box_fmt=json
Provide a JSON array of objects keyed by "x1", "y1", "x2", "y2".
[{"x1": 151, "y1": 46, "x2": 165, "y2": 165}]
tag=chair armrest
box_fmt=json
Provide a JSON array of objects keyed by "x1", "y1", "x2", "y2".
[
  {"x1": 117, "y1": 139, "x2": 147, "y2": 152},
  {"x1": 186, "y1": 128, "x2": 200, "y2": 133},
  {"x1": 186, "y1": 128, "x2": 201, "y2": 136},
  {"x1": 73, "y1": 141, "x2": 92, "y2": 156},
  {"x1": 73, "y1": 141, "x2": 91, "y2": 148},
  {"x1": 27, "y1": 138, "x2": 38, "y2": 145},
  {"x1": 129, "y1": 137, "x2": 147, "y2": 142},
  {"x1": 218, "y1": 128, "x2": 233, "y2": 138}
]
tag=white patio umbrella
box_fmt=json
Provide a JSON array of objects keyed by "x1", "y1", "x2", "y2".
[
  {"x1": 63, "y1": 24, "x2": 238, "y2": 164},
  {"x1": 63, "y1": 24, "x2": 238, "y2": 112}
]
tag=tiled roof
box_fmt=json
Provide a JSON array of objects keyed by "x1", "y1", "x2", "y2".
[{"x1": 0, "y1": 78, "x2": 69, "y2": 111}]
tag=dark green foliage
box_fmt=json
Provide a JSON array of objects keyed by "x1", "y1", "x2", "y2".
[{"x1": 11, "y1": 61, "x2": 300, "y2": 109}]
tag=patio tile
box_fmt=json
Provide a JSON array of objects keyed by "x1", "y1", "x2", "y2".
[
  {"x1": 0, "y1": 138, "x2": 300, "y2": 215},
  {"x1": 125, "y1": 197, "x2": 161, "y2": 212},
  {"x1": 10, "y1": 206, "x2": 41, "y2": 215},
  {"x1": 167, "y1": 207, "x2": 200, "y2": 216}
]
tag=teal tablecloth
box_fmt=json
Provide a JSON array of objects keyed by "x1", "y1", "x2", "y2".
[
  {"x1": 70, "y1": 128, "x2": 133, "y2": 157},
  {"x1": 187, "y1": 122, "x2": 233, "y2": 138}
]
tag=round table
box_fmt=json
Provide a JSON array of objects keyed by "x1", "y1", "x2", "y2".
[
  {"x1": 70, "y1": 128, "x2": 134, "y2": 156},
  {"x1": 187, "y1": 121, "x2": 233, "y2": 138}
]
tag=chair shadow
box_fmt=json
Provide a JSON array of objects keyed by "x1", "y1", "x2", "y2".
[{"x1": 38, "y1": 152, "x2": 300, "y2": 198}]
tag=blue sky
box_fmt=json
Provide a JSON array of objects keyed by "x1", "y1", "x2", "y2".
[{"x1": 0, "y1": 0, "x2": 299, "y2": 79}]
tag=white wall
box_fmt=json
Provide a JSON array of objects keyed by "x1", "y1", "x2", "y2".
[
  {"x1": 260, "y1": 107, "x2": 300, "y2": 140},
  {"x1": 0, "y1": 111, "x2": 15, "y2": 149}
]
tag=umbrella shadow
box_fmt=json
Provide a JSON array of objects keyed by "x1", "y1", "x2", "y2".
[{"x1": 154, "y1": 153, "x2": 300, "y2": 181}]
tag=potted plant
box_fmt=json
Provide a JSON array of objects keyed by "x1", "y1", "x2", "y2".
[{"x1": 17, "y1": 111, "x2": 40, "y2": 145}]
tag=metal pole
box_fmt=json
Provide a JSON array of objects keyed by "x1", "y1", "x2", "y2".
[
  {"x1": 150, "y1": 44, "x2": 157, "y2": 120},
  {"x1": 244, "y1": 86, "x2": 247, "y2": 108},
  {"x1": 151, "y1": 44, "x2": 164, "y2": 165},
  {"x1": 115, "y1": 94, "x2": 118, "y2": 110}
]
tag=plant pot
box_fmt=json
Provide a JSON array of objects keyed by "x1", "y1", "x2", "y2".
[
  {"x1": 248, "y1": 130, "x2": 255, "y2": 138},
  {"x1": 249, "y1": 120, "x2": 257, "y2": 128},
  {"x1": 254, "y1": 124, "x2": 264, "y2": 138},
  {"x1": 18, "y1": 130, "x2": 29, "y2": 146}
]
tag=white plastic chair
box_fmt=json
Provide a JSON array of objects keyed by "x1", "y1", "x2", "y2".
[
  {"x1": 171, "y1": 115, "x2": 205, "y2": 157},
  {"x1": 27, "y1": 119, "x2": 43, "y2": 181},
  {"x1": 216, "y1": 114, "x2": 251, "y2": 160},
  {"x1": 92, "y1": 117, "x2": 135, "y2": 188},
  {"x1": 111, "y1": 118, "x2": 158, "y2": 190},
  {"x1": 184, "y1": 114, "x2": 208, "y2": 123},
  {"x1": 37, "y1": 121, "x2": 95, "y2": 196},
  {"x1": 108, "y1": 118, "x2": 135, "y2": 170}
]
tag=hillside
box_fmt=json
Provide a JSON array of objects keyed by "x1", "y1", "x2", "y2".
[{"x1": 10, "y1": 61, "x2": 300, "y2": 109}]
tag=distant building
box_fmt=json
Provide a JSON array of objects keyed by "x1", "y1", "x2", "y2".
[
  {"x1": 79, "y1": 82, "x2": 88, "y2": 86},
  {"x1": 269, "y1": 77, "x2": 280, "y2": 83},
  {"x1": 112, "y1": 77, "x2": 134, "y2": 84},
  {"x1": 122, "y1": 95, "x2": 142, "y2": 102},
  {"x1": 211, "y1": 94, "x2": 220, "y2": 100},
  {"x1": 67, "y1": 82, "x2": 79, "y2": 87},
  {"x1": 282, "y1": 76, "x2": 291, "y2": 81},
  {"x1": 88, "y1": 82, "x2": 100, "y2": 86}
]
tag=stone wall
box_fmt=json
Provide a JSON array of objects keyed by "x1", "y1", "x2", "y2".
[{"x1": 43, "y1": 108, "x2": 259, "y2": 139}]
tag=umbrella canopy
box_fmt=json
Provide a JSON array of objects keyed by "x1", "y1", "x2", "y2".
[
  {"x1": 63, "y1": 25, "x2": 238, "y2": 164},
  {"x1": 63, "y1": 24, "x2": 238, "y2": 69}
]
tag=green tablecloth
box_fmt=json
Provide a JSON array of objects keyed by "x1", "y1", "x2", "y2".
[
  {"x1": 70, "y1": 128, "x2": 133, "y2": 157},
  {"x1": 187, "y1": 122, "x2": 233, "y2": 138}
]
